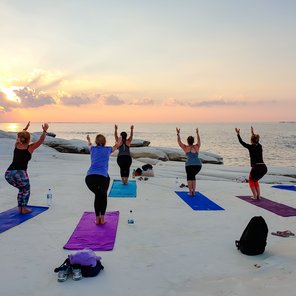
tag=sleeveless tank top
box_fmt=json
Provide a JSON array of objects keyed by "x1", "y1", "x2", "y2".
[
  {"x1": 8, "y1": 147, "x2": 32, "y2": 170},
  {"x1": 186, "y1": 151, "x2": 201, "y2": 166},
  {"x1": 118, "y1": 143, "x2": 130, "y2": 156}
]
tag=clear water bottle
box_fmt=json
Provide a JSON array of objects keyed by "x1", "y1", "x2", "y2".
[
  {"x1": 47, "y1": 189, "x2": 52, "y2": 206},
  {"x1": 128, "y1": 210, "x2": 134, "y2": 224}
]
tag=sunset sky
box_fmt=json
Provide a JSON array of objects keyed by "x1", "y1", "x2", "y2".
[{"x1": 0, "y1": 0, "x2": 295, "y2": 123}]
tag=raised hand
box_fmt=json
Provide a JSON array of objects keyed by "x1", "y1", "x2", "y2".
[
  {"x1": 42, "y1": 123, "x2": 49, "y2": 132},
  {"x1": 23, "y1": 121, "x2": 30, "y2": 131},
  {"x1": 176, "y1": 127, "x2": 180, "y2": 135},
  {"x1": 235, "y1": 128, "x2": 240, "y2": 134}
]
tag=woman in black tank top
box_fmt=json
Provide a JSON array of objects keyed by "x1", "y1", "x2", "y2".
[
  {"x1": 5, "y1": 121, "x2": 49, "y2": 214},
  {"x1": 114, "y1": 124, "x2": 134, "y2": 184}
]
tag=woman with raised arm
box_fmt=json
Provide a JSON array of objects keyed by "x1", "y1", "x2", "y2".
[
  {"x1": 85, "y1": 133, "x2": 122, "y2": 225},
  {"x1": 5, "y1": 121, "x2": 49, "y2": 214},
  {"x1": 235, "y1": 126, "x2": 268, "y2": 200},
  {"x1": 176, "y1": 127, "x2": 202, "y2": 196},
  {"x1": 114, "y1": 124, "x2": 134, "y2": 184}
]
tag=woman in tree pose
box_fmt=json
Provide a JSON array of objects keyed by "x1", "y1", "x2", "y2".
[
  {"x1": 5, "y1": 121, "x2": 49, "y2": 214},
  {"x1": 85, "y1": 133, "x2": 122, "y2": 224},
  {"x1": 235, "y1": 126, "x2": 268, "y2": 200},
  {"x1": 176, "y1": 127, "x2": 202, "y2": 196}
]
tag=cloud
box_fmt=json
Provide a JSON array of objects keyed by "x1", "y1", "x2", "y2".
[
  {"x1": 163, "y1": 97, "x2": 250, "y2": 108},
  {"x1": 60, "y1": 95, "x2": 93, "y2": 106},
  {"x1": 0, "y1": 91, "x2": 21, "y2": 111},
  {"x1": 163, "y1": 98, "x2": 187, "y2": 106},
  {"x1": 130, "y1": 98, "x2": 154, "y2": 106},
  {"x1": 100, "y1": 95, "x2": 125, "y2": 105},
  {"x1": 189, "y1": 99, "x2": 247, "y2": 107},
  {"x1": 14, "y1": 87, "x2": 56, "y2": 108}
]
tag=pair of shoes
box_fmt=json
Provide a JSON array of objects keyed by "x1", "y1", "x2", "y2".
[
  {"x1": 271, "y1": 230, "x2": 295, "y2": 237},
  {"x1": 179, "y1": 183, "x2": 186, "y2": 188},
  {"x1": 55, "y1": 259, "x2": 82, "y2": 282}
]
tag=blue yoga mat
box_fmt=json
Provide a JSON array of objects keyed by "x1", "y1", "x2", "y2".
[
  {"x1": 0, "y1": 205, "x2": 49, "y2": 234},
  {"x1": 108, "y1": 179, "x2": 137, "y2": 198},
  {"x1": 272, "y1": 185, "x2": 296, "y2": 192},
  {"x1": 175, "y1": 191, "x2": 224, "y2": 211}
]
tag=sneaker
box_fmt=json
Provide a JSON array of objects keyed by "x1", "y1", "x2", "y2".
[
  {"x1": 57, "y1": 266, "x2": 72, "y2": 282},
  {"x1": 72, "y1": 266, "x2": 82, "y2": 281}
]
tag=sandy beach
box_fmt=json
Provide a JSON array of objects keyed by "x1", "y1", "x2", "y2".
[{"x1": 1, "y1": 138, "x2": 296, "y2": 296}]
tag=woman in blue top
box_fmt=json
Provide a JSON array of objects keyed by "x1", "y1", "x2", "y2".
[
  {"x1": 85, "y1": 134, "x2": 122, "y2": 225},
  {"x1": 176, "y1": 127, "x2": 202, "y2": 196},
  {"x1": 5, "y1": 121, "x2": 49, "y2": 214}
]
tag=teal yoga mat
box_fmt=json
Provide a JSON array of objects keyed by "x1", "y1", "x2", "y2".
[
  {"x1": 108, "y1": 179, "x2": 137, "y2": 198},
  {"x1": 175, "y1": 191, "x2": 224, "y2": 211},
  {"x1": 0, "y1": 205, "x2": 49, "y2": 234}
]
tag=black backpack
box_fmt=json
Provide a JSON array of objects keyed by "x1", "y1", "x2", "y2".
[{"x1": 235, "y1": 216, "x2": 268, "y2": 255}]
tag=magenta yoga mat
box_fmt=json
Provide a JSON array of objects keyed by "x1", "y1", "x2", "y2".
[{"x1": 63, "y1": 211, "x2": 120, "y2": 251}]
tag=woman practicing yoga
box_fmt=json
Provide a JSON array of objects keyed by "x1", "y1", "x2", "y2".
[
  {"x1": 176, "y1": 127, "x2": 202, "y2": 196},
  {"x1": 114, "y1": 124, "x2": 134, "y2": 184},
  {"x1": 5, "y1": 121, "x2": 49, "y2": 214},
  {"x1": 235, "y1": 126, "x2": 268, "y2": 200},
  {"x1": 85, "y1": 133, "x2": 122, "y2": 225}
]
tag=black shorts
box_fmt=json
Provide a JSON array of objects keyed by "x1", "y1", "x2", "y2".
[{"x1": 185, "y1": 165, "x2": 202, "y2": 181}]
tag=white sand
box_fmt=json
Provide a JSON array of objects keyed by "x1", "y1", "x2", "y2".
[{"x1": 1, "y1": 138, "x2": 296, "y2": 296}]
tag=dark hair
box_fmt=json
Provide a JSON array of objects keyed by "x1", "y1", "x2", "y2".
[
  {"x1": 120, "y1": 131, "x2": 127, "y2": 145},
  {"x1": 251, "y1": 134, "x2": 260, "y2": 144},
  {"x1": 120, "y1": 131, "x2": 127, "y2": 140},
  {"x1": 187, "y1": 136, "x2": 194, "y2": 145}
]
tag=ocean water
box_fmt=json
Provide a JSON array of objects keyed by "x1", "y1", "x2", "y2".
[{"x1": 1, "y1": 122, "x2": 295, "y2": 167}]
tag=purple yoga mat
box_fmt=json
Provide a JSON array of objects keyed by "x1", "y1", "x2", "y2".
[
  {"x1": 236, "y1": 196, "x2": 296, "y2": 217},
  {"x1": 63, "y1": 211, "x2": 120, "y2": 251}
]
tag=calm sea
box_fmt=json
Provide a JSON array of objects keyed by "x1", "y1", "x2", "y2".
[{"x1": 1, "y1": 122, "x2": 295, "y2": 168}]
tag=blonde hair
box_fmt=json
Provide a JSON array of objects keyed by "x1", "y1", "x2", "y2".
[
  {"x1": 17, "y1": 131, "x2": 31, "y2": 145},
  {"x1": 95, "y1": 134, "x2": 106, "y2": 146},
  {"x1": 251, "y1": 134, "x2": 260, "y2": 144}
]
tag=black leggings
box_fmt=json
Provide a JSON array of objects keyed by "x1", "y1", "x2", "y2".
[
  {"x1": 250, "y1": 163, "x2": 268, "y2": 182},
  {"x1": 185, "y1": 165, "x2": 202, "y2": 181},
  {"x1": 117, "y1": 155, "x2": 132, "y2": 177},
  {"x1": 85, "y1": 174, "x2": 110, "y2": 216}
]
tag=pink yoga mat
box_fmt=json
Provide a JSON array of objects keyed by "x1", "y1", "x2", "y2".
[{"x1": 63, "y1": 211, "x2": 120, "y2": 251}]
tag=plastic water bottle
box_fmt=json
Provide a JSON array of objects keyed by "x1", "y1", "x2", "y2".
[
  {"x1": 175, "y1": 177, "x2": 179, "y2": 189},
  {"x1": 128, "y1": 210, "x2": 134, "y2": 224},
  {"x1": 47, "y1": 189, "x2": 52, "y2": 206}
]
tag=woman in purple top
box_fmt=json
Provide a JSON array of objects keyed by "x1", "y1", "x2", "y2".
[
  {"x1": 5, "y1": 121, "x2": 49, "y2": 214},
  {"x1": 85, "y1": 133, "x2": 122, "y2": 225}
]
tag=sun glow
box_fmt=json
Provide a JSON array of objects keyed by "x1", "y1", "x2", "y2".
[{"x1": 1, "y1": 85, "x2": 22, "y2": 103}]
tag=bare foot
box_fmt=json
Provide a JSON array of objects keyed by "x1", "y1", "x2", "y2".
[
  {"x1": 95, "y1": 216, "x2": 106, "y2": 225},
  {"x1": 99, "y1": 216, "x2": 105, "y2": 224},
  {"x1": 19, "y1": 207, "x2": 32, "y2": 214}
]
